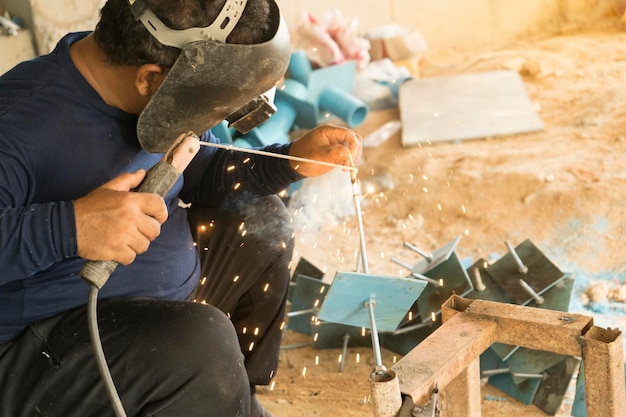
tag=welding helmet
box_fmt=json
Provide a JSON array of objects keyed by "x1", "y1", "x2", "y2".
[{"x1": 128, "y1": 0, "x2": 291, "y2": 152}]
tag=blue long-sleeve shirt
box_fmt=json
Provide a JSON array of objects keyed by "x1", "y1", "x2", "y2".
[{"x1": 0, "y1": 32, "x2": 301, "y2": 344}]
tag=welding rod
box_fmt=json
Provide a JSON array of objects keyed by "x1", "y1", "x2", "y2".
[{"x1": 198, "y1": 141, "x2": 357, "y2": 171}]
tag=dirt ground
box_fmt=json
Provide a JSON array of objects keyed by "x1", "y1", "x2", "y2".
[{"x1": 258, "y1": 19, "x2": 626, "y2": 417}]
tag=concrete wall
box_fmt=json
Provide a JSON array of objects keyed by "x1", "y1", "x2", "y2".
[
  {"x1": 278, "y1": 0, "x2": 618, "y2": 51},
  {"x1": 0, "y1": 0, "x2": 619, "y2": 74}
]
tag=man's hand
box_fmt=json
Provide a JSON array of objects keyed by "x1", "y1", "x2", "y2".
[
  {"x1": 288, "y1": 124, "x2": 363, "y2": 177},
  {"x1": 74, "y1": 170, "x2": 168, "y2": 265}
]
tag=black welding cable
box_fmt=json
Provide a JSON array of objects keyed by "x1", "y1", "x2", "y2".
[{"x1": 87, "y1": 284, "x2": 128, "y2": 417}]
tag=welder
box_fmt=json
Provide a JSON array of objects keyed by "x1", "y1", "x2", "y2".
[{"x1": 0, "y1": 0, "x2": 362, "y2": 416}]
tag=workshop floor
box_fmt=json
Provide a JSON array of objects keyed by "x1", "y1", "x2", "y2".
[{"x1": 259, "y1": 21, "x2": 626, "y2": 417}]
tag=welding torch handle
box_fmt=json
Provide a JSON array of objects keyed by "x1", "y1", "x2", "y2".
[
  {"x1": 80, "y1": 132, "x2": 200, "y2": 289},
  {"x1": 80, "y1": 162, "x2": 181, "y2": 289}
]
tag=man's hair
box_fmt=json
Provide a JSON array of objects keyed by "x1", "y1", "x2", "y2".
[{"x1": 94, "y1": 0, "x2": 272, "y2": 69}]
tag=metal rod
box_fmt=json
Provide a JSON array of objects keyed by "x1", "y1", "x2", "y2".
[
  {"x1": 390, "y1": 256, "x2": 413, "y2": 271},
  {"x1": 286, "y1": 308, "x2": 316, "y2": 318},
  {"x1": 519, "y1": 279, "x2": 544, "y2": 304},
  {"x1": 411, "y1": 272, "x2": 444, "y2": 287},
  {"x1": 505, "y1": 240, "x2": 528, "y2": 274},
  {"x1": 350, "y1": 156, "x2": 369, "y2": 274},
  {"x1": 366, "y1": 298, "x2": 384, "y2": 371},
  {"x1": 392, "y1": 318, "x2": 434, "y2": 335},
  {"x1": 472, "y1": 267, "x2": 487, "y2": 292},
  {"x1": 339, "y1": 333, "x2": 350, "y2": 373},
  {"x1": 482, "y1": 368, "x2": 547, "y2": 380},
  {"x1": 198, "y1": 141, "x2": 357, "y2": 172},
  {"x1": 403, "y1": 241, "x2": 433, "y2": 262},
  {"x1": 481, "y1": 368, "x2": 510, "y2": 377},
  {"x1": 391, "y1": 257, "x2": 443, "y2": 287}
]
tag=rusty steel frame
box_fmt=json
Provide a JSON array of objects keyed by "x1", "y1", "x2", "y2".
[{"x1": 390, "y1": 295, "x2": 625, "y2": 417}]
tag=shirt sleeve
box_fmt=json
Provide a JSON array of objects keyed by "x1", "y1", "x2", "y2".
[
  {"x1": 179, "y1": 131, "x2": 304, "y2": 207},
  {"x1": 0, "y1": 150, "x2": 78, "y2": 285}
]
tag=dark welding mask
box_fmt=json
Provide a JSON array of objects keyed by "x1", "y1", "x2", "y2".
[{"x1": 127, "y1": 0, "x2": 291, "y2": 152}]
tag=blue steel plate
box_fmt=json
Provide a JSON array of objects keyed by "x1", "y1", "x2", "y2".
[{"x1": 317, "y1": 271, "x2": 427, "y2": 332}]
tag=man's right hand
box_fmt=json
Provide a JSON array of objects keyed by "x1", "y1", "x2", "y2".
[{"x1": 74, "y1": 170, "x2": 168, "y2": 265}]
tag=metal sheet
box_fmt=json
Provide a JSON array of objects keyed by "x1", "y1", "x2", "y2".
[
  {"x1": 311, "y1": 321, "x2": 372, "y2": 349},
  {"x1": 317, "y1": 271, "x2": 427, "y2": 332},
  {"x1": 414, "y1": 251, "x2": 473, "y2": 322},
  {"x1": 399, "y1": 70, "x2": 544, "y2": 146},
  {"x1": 486, "y1": 239, "x2": 565, "y2": 305},
  {"x1": 533, "y1": 356, "x2": 581, "y2": 415},
  {"x1": 287, "y1": 274, "x2": 330, "y2": 335},
  {"x1": 411, "y1": 235, "x2": 462, "y2": 274}
]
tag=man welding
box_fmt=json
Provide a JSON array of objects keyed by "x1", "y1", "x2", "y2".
[{"x1": 0, "y1": 0, "x2": 362, "y2": 416}]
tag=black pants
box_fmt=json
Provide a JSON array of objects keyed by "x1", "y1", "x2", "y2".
[{"x1": 0, "y1": 195, "x2": 293, "y2": 417}]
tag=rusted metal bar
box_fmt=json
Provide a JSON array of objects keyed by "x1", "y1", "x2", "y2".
[
  {"x1": 580, "y1": 326, "x2": 626, "y2": 417},
  {"x1": 442, "y1": 358, "x2": 482, "y2": 417},
  {"x1": 392, "y1": 312, "x2": 498, "y2": 405},
  {"x1": 442, "y1": 295, "x2": 594, "y2": 357},
  {"x1": 392, "y1": 295, "x2": 626, "y2": 417}
]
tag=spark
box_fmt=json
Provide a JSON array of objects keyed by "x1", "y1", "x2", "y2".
[
  {"x1": 233, "y1": 182, "x2": 241, "y2": 190},
  {"x1": 200, "y1": 225, "x2": 207, "y2": 232},
  {"x1": 280, "y1": 321, "x2": 286, "y2": 330},
  {"x1": 356, "y1": 353, "x2": 360, "y2": 363},
  {"x1": 301, "y1": 367, "x2": 307, "y2": 378},
  {"x1": 361, "y1": 327, "x2": 366, "y2": 337},
  {"x1": 337, "y1": 354, "x2": 343, "y2": 363},
  {"x1": 431, "y1": 312, "x2": 437, "y2": 322},
  {"x1": 242, "y1": 327, "x2": 247, "y2": 334},
  {"x1": 393, "y1": 356, "x2": 397, "y2": 364},
  {"x1": 248, "y1": 342, "x2": 255, "y2": 351},
  {"x1": 227, "y1": 165, "x2": 235, "y2": 171},
  {"x1": 315, "y1": 356, "x2": 320, "y2": 365},
  {"x1": 243, "y1": 157, "x2": 251, "y2": 164},
  {"x1": 437, "y1": 203, "x2": 442, "y2": 211},
  {"x1": 408, "y1": 311, "x2": 413, "y2": 321},
  {"x1": 269, "y1": 381, "x2": 276, "y2": 391},
  {"x1": 200, "y1": 277, "x2": 207, "y2": 286},
  {"x1": 313, "y1": 333, "x2": 319, "y2": 342},
  {"x1": 254, "y1": 327, "x2": 260, "y2": 336},
  {"x1": 461, "y1": 205, "x2": 466, "y2": 214},
  {"x1": 233, "y1": 275, "x2": 240, "y2": 283},
  {"x1": 281, "y1": 241, "x2": 287, "y2": 249},
  {"x1": 263, "y1": 283, "x2": 270, "y2": 292},
  {"x1": 319, "y1": 287, "x2": 326, "y2": 294}
]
